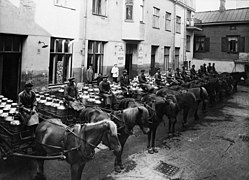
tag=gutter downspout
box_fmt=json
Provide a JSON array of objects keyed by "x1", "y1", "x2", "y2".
[{"x1": 172, "y1": 0, "x2": 176, "y2": 70}]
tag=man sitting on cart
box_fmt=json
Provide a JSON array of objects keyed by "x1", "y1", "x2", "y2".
[
  {"x1": 119, "y1": 69, "x2": 131, "y2": 97},
  {"x1": 64, "y1": 77, "x2": 84, "y2": 115},
  {"x1": 18, "y1": 80, "x2": 39, "y2": 135},
  {"x1": 99, "y1": 75, "x2": 117, "y2": 109}
]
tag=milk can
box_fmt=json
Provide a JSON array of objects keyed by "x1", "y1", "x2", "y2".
[
  {"x1": 38, "y1": 96, "x2": 46, "y2": 113},
  {"x1": 44, "y1": 97, "x2": 53, "y2": 114},
  {"x1": 50, "y1": 99, "x2": 60, "y2": 114},
  {"x1": 56, "y1": 101, "x2": 67, "y2": 117}
]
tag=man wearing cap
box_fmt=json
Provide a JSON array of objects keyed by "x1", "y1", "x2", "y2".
[
  {"x1": 64, "y1": 77, "x2": 79, "y2": 102},
  {"x1": 99, "y1": 75, "x2": 117, "y2": 109},
  {"x1": 119, "y1": 70, "x2": 130, "y2": 96},
  {"x1": 18, "y1": 81, "x2": 39, "y2": 134},
  {"x1": 154, "y1": 68, "x2": 165, "y2": 86}
]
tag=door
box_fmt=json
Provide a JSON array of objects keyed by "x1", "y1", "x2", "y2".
[
  {"x1": 151, "y1": 46, "x2": 158, "y2": 75},
  {"x1": 0, "y1": 54, "x2": 21, "y2": 101}
]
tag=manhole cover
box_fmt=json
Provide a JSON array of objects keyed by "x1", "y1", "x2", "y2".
[
  {"x1": 239, "y1": 134, "x2": 249, "y2": 142},
  {"x1": 155, "y1": 161, "x2": 180, "y2": 177}
]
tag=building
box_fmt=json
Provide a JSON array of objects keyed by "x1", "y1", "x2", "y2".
[
  {"x1": 84, "y1": 0, "x2": 197, "y2": 78},
  {"x1": 0, "y1": 0, "x2": 196, "y2": 100},
  {"x1": 0, "y1": 0, "x2": 84, "y2": 100},
  {"x1": 193, "y1": 0, "x2": 249, "y2": 75}
]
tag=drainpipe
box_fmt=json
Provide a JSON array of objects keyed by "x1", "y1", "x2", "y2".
[
  {"x1": 172, "y1": 0, "x2": 176, "y2": 70},
  {"x1": 183, "y1": 7, "x2": 187, "y2": 69}
]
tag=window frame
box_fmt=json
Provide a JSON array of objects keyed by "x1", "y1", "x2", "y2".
[
  {"x1": 176, "y1": 16, "x2": 181, "y2": 34},
  {"x1": 227, "y1": 36, "x2": 239, "y2": 53},
  {"x1": 92, "y1": 0, "x2": 107, "y2": 17},
  {"x1": 195, "y1": 36, "x2": 206, "y2": 52},
  {"x1": 165, "y1": 12, "x2": 171, "y2": 32},
  {"x1": 87, "y1": 41, "x2": 105, "y2": 75},
  {"x1": 164, "y1": 46, "x2": 170, "y2": 70},
  {"x1": 49, "y1": 38, "x2": 73, "y2": 85},
  {"x1": 153, "y1": 7, "x2": 160, "y2": 29}
]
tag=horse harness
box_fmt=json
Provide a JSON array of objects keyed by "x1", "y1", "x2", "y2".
[{"x1": 39, "y1": 121, "x2": 102, "y2": 160}]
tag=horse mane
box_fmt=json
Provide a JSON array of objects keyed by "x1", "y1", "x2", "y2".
[
  {"x1": 86, "y1": 119, "x2": 118, "y2": 137},
  {"x1": 122, "y1": 106, "x2": 149, "y2": 125}
]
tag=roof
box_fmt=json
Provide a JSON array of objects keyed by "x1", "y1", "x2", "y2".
[{"x1": 195, "y1": 7, "x2": 249, "y2": 25}]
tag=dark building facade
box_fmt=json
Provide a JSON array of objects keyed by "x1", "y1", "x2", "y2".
[{"x1": 193, "y1": 7, "x2": 249, "y2": 79}]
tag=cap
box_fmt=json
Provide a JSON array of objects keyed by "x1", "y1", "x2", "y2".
[
  {"x1": 24, "y1": 80, "x2": 33, "y2": 87},
  {"x1": 68, "y1": 77, "x2": 75, "y2": 81},
  {"x1": 123, "y1": 70, "x2": 127, "y2": 73}
]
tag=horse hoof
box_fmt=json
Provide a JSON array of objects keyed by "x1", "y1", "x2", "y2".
[
  {"x1": 148, "y1": 148, "x2": 154, "y2": 154},
  {"x1": 153, "y1": 148, "x2": 158, "y2": 153},
  {"x1": 114, "y1": 166, "x2": 122, "y2": 173}
]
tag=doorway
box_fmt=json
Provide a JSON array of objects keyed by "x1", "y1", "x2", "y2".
[
  {"x1": 0, "y1": 54, "x2": 21, "y2": 101},
  {"x1": 125, "y1": 44, "x2": 137, "y2": 78},
  {"x1": 151, "y1": 46, "x2": 158, "y2": 75},
  {"x1": 0, "y1": 34, "x2": 23, "y2": 101}
]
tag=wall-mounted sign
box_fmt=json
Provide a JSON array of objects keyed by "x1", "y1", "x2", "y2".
[
  {"x1": 115, "y1": 43, "x2": 125, "y2": 67},
  {"x1": 138, "y1": 44, "x2": 144, "y2": 65}
]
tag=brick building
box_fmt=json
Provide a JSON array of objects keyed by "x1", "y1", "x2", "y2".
[{"x1": 193, "y1": 0, "x2": 249, "y2": 75}]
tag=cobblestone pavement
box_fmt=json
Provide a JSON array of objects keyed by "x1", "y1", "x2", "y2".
[
  {"x1": 106, "y1": 85, "x2": 249, "y2": 180},
  {"x1": 0, "y1": 86, "x2": 248, "y2": 180}
]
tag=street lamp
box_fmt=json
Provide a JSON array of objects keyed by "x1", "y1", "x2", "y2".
[{"x1": 38, "y1": 41, "x2": 48, "y2": 48}]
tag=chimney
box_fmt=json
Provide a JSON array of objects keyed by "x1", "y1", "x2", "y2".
[{"x1": 219, "y1": 0, "x2": 226, "y2": 11}]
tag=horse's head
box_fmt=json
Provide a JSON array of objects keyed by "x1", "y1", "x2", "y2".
[
  {"x1": 81, "y1": 120, "x2": 121, "y2": 156},
  {"x1": 101, "y1": 120, "x2": 121, "y2": 153},
  {"x1": 122, "y1": 106, "x2": 150, "y2": 135},
  {"x1": 135, "y1": 106, "x2": 150, "y2": 134}
]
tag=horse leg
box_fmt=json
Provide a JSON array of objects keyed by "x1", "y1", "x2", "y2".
[
  {"x1": 151, "y1": 124, "x2": 159, "y2": 153},
  {"x1": 172, "y1": 117, "x2": 177, "y2": 136},
  {"x1": 34, "y1": 160, "x2": 46, "y2": 180},
  {"x1": 168, "y1": 117, "x2": 173, "y2": 138},
  {"x1": 71, "y1": 163, "x2": 86, "y2": 180},
  {"x1": 147, "y1": 128, "x2": 152, "y2": 149},
  {"x1": 114, "y1": 136, "x2": 128, "y2": 173},
  {"x1": 182, "y1": 108, "x2": 188, "y2": 126}
]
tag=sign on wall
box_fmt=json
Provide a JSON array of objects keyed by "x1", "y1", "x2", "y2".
[
  {"x1": 138, "y1": 44, "x2": 143, "y2": 65},
  {"x1": 116, "y1": 43, "x2": 125, "y2": 67}
]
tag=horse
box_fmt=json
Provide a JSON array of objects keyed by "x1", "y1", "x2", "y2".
[
  {"x1": 79, "y1": 106, "x2": 150, "y2": 173},
  {"x1": 141, "y1": 93, "x2": 178, "y2": 154},
  {"x1": 34, "y1": 118, "x2": 121, "y2": 180},
  {"x1": 220, "y1": 72, "x2": 248, "y2": 92},
  {"x1": 187, "y1": 87, "x2": 209, "y2": 112},
  {"x1": 156, "y1": 88, "x2": 198, "y2": 123}
]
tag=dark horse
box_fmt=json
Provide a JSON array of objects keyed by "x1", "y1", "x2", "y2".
[
  {"x1": 34, "y1": 118, "x2": 121, "y2": 180},
  {"x1": 156, "y1": 88, "x2": 198, "y2": 123},
  {"x1": 187, "y1": 87, "x2": 209, "y2": 112},
  {"x1": 79, "y1": 106, "x2": 150, "y2": 173},
  {"x1": 223, "y1": 72, "x2": 248, "y2": 92}
]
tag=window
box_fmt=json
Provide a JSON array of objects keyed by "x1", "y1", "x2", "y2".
[
  {"x1": 49, "y1": 38, "x2": 72, "y2": 84},
  {"x1": 87, "y1": 41, "x2": 105, "y2": 75},
  {"x1": 221, "y1": 36, "x2": 245, "y2": 53},
  {"x1": 153, "y1": 7, "x2": 160, "y2": 29},
  {"x1": 165, "y1": 12, "x2": 171, "y2": 31},
  {"x1": 92, "y1": 0, "x2": 106, "y2": 16},
  {"x1": 0, "y1": 35, "x2": 22, "y2": 53},
  {"x1": 186, "y1": 35, "x2": 191, "y2": 52},
  {"x1": 54, "y1": 0, "x2": 75, "y2": 9},
  {"x1": 176, "y1": 16, "x2": 181, "y2": 33},
  {"x1": 164, "y1": 47, "x2": 170, "y2": 70},
  {"x1": 195, "y1": 36, "x2": 210, "y2": 52},
  {"x1": 175, "y1": 48, "x2": 180, "y2": 69},
  {"x1": 140, "y1": 0, "x2": 144, "y2": 22},
  {"x1": 125, "y1": 0, "x2": 133, "y2": 20}
]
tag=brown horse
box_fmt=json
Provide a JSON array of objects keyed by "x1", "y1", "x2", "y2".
[
  {"x1": 34, "y1": 118, "x2": 121, "y2": 180},
  {"x1": 156, "y1": 88, "x2": 198, "y2": 123},
  {"x1": 79, "y1": 106, "x2": 150, "y2": 173},
  {"x1": 141, "y1": 93, "x2": 178, "y2": 154}
]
